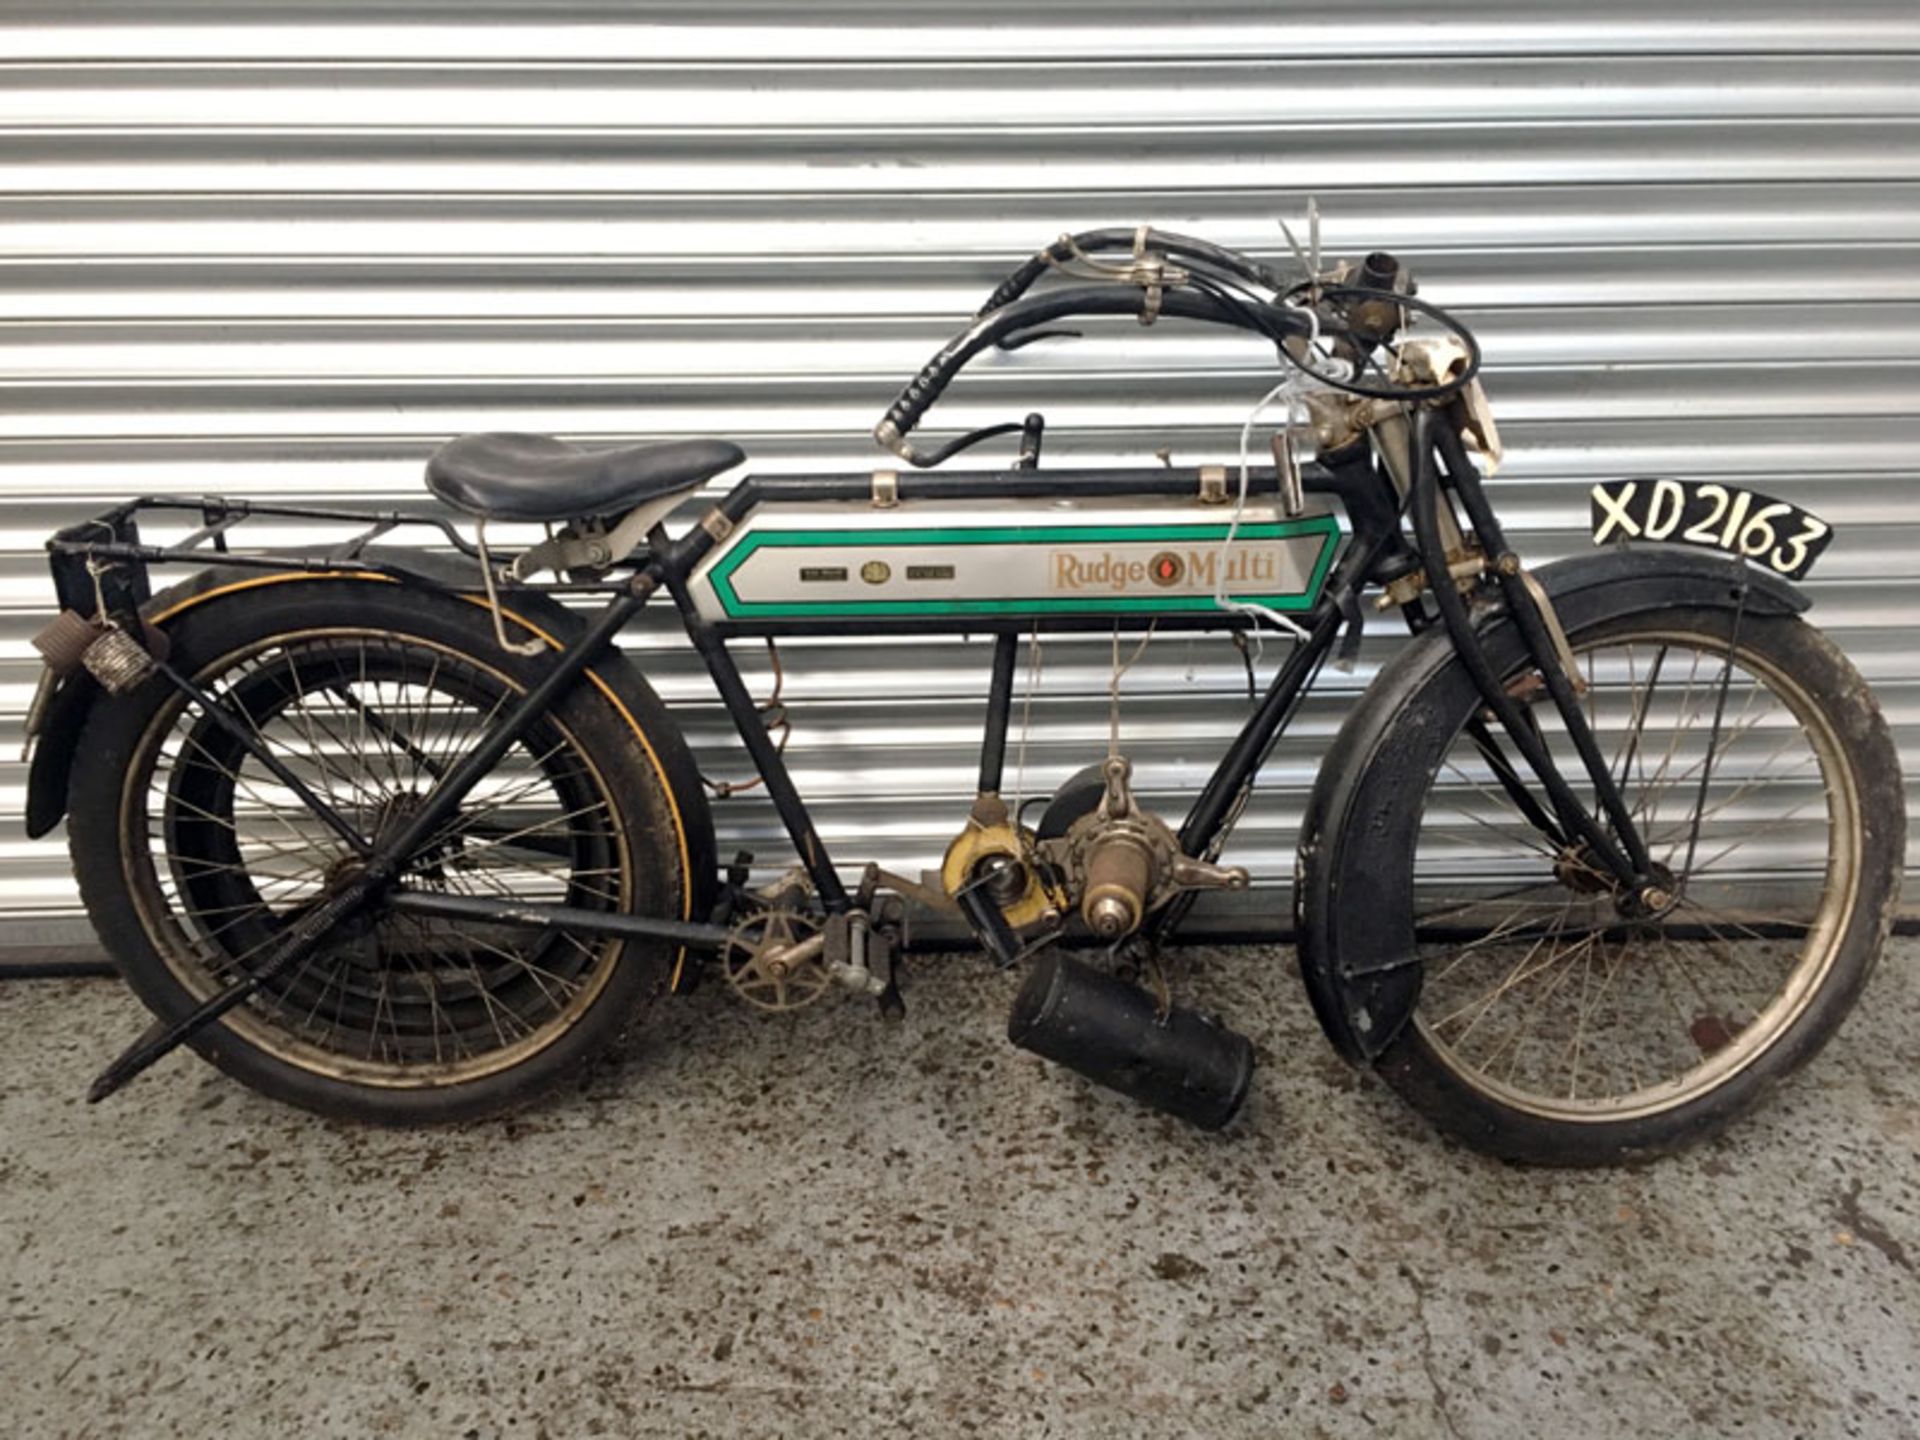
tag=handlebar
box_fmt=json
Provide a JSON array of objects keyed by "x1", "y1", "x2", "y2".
[
  {"x1": 875, "y1": 232, "x2": 1480, "y2": 468},
  {"x1": 873, "y1": 283, "x2": 1317, "y2": 467},
  {"x1": 971, "y1": 227, "x2": 1288, "y2": 319}
]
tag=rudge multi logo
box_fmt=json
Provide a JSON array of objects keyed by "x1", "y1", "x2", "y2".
[{"x1": 1050, "y1": 546, "x2": 1282, "y2": 593}]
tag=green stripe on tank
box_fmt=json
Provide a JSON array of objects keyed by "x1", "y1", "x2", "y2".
[{"x1": 707, "y1": 514, "x2": 1343, "y2": 619}]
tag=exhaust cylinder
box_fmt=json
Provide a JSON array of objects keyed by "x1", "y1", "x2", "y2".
[{"x1": 1007, "y1": 953, "x2": 1254, "y2": 1131}]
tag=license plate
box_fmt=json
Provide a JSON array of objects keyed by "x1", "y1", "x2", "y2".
[{"x1": 1589, "y1": 479, "x2": 1833, "y2": 580}]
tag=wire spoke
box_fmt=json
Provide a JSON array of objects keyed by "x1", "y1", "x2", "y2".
[
  {"x1": 125, "y1": 628, "x2": 630, "y2": 1082},
  {"x1": 1411, "y1": 620, "x2": 1850, "y2": 1119}
]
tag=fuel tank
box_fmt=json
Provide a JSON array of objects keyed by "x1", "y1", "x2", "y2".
[{"x1": 689, "y1": 491, "x2": 1341, "y2": 624}]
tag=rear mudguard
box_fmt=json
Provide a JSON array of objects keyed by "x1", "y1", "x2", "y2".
[
  {"x1": 1294, "y1": 543, "x2": 1809, "y2": 1066},
  {"x1": 24, "y1": 557, "x2": 718, "y2": 949}
]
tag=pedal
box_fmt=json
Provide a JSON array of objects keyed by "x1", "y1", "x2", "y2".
[{"x1": 823, "y1": 912, "x2": 887, "y2": 998}]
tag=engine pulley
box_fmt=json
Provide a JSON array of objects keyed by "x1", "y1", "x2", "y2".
[{"x1": 940, "y1": 797, "x2": 1051, "y2": 929}]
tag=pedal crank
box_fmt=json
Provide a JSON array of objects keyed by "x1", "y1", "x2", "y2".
[{"x1": 723, "y1": 906, "x2": 902, "y2": 1013}]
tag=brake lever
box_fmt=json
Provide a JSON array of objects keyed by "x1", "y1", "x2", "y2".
[
  {"x1": 996, "y1": 327, "x2": 1083, "y2": 353},
  {"x1": 892, "y1": 419, "x2": 1029, "y2": 469}
]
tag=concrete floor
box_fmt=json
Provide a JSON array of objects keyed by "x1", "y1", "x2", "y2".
[{"x1": 2, "y1": 940, "x2": 1916, "y2": 1440}]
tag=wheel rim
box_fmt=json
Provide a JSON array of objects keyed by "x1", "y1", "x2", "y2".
[
  {"x1": 1409, "y1": 624, "x2": 1858, "y2": 1123},
  {"x1": 119, "y1": 628, "x2": 633, "y2": 1087}
]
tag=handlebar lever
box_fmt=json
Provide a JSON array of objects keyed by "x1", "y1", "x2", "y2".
[
  {"x1": 996, "y1": 327, "x2": 1082, "y2": 353},
  {"x1": 883, "y1": 419, "x2": 1029, "y2": 470}
]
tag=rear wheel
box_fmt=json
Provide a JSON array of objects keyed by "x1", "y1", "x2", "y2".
[
  {"x1": 1379, "y1": 603, "x2": 1902, "y2": 1163},
  {"x1": 69, "y1": 580, "x2": 705, "y2": 1124}
]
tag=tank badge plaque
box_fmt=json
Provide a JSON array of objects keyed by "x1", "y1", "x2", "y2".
[{"x1": 697, "y1": 512, "x2": 1341, "y2": 622}]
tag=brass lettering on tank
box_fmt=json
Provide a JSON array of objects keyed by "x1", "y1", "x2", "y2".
[{"x1": 1051, "y1": 546, "x2": 1282, "y2": 593}]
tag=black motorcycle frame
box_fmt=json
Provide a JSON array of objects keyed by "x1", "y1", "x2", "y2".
[
  {"x1": 40, "y1": 270, "x2": 1674, "y2": 1099},
  {"x1": 47, "y1": 413, "x2": 1650, "y2": 939}
]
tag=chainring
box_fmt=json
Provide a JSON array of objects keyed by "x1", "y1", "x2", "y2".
[{"x1": 722, "y1": 909, "x2": 829, "y2": 1012}]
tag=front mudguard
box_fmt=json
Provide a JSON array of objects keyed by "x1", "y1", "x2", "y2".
[{"x1": 1293, "y1": 543, "x2": 1809, "y2": 1066}]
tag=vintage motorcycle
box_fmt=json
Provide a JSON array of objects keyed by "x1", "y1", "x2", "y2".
[{"x1": 25, "y1": 225, "x2": 1903, "y2": 1164}]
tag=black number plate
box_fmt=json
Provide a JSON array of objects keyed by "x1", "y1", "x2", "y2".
[{"x1": 1589, "y1": 479, "x2": 1833, "y2": 580}]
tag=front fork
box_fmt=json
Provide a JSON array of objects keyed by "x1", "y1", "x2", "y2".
[{"x1": 1406, "y1": 408, "x2": 1662, "y2": 903}]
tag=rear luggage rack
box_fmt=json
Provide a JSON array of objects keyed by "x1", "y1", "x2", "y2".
[{"x1": 44, "y1": 495, "x2": 629, "y2": 617}]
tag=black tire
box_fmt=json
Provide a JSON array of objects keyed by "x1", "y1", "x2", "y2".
[
  {"x1": 1325, "y1": 601, "x2": 1901, "y2": 1165},
  {"x1": 68, "y1": 576, "x2": 712, "y2": 1124}
]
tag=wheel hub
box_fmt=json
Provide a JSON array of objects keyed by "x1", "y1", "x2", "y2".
[
  {"x1": 1555, "y1": 843, "x2": 1680, "y2": 919},
  {"x1": 1619, "y1": 862, "x2": 1680, "y2": 920}
]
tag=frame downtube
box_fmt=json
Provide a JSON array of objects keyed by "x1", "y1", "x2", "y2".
[{"x1": 661, "y1": 564, "x2": 850, "y2": 910}]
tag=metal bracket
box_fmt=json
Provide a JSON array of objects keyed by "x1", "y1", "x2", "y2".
[
  {"x1": 473, "y1": 521, "x2": 548, "y2": 657},
  {"x1": 1136, "y1": 224, "x2": 1164, "y2": 325},
  {"x1": 1197, "y1": 465, "x2": 1229, "y2": 505},
  {"x1": 1372, "y1": 546, "x2": 1488, "y2": 611},
  {"x1": 700, "y1": 507, "x2": 734, "y2": 543},
  {"x1": 1045, "y1": 224, "x2": 1190, "y2": 322},
  {"x1": 508, "y1": 496, "x2": 674, "y2": 583},
  {"x1": 870, "y1": 469, "x2": 900, "y2": 508},
  {"x1": 1515, "y1": 562, "x2": 1588, "y2": 695},
  {"x1": 507, "y1": 528, "x2": 588, "y2": 581}
]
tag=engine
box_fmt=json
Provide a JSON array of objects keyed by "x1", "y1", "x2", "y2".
[
  {"x1": 940, "y1": 755, "x2": 1248, "y2": 948},
  {"x1": 1055, "y1": 757, "x2": 1250, "y2": 939}
]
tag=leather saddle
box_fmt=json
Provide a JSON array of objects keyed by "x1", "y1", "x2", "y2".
[{"x1": 426, "y1": 432, "x2": 745, "y2": 521}]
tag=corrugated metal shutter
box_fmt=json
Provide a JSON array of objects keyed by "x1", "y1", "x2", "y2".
[{"x1": 5, "y1": 2, "x2": 1918, "y2": 946}]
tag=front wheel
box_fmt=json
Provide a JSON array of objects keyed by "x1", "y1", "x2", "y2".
[{"x1": 1327, "y1": 599, "x2": 1902, "y2": 1164}]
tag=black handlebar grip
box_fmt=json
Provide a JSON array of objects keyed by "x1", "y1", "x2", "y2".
[
  {"x1": 882, "y1": 361, "x2": 945, "y2": 435},
  {"x1": 875, "y1": 355, "x2": 958, "y2": 457},
  {"x1": 876, "y1": 311, "x2": 999, "y2": 454},
  {"x1": 977, "y1": 261, "x2": 1045, "y2": 317}
]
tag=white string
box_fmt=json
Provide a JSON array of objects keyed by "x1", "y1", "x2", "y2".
[
  {"x1": 1010, "y1": 626, "x2": 1042, "y2": 819},
  {"x1": 1107, "y1": 622, "x2": 1156, "y2": 759},
  {"x1": 1214, "y1": 379, "x2": 1310, "y2": 663},
  {"x1": 1212, "y1": 301, "x2": 1354, "y2": 665}
]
